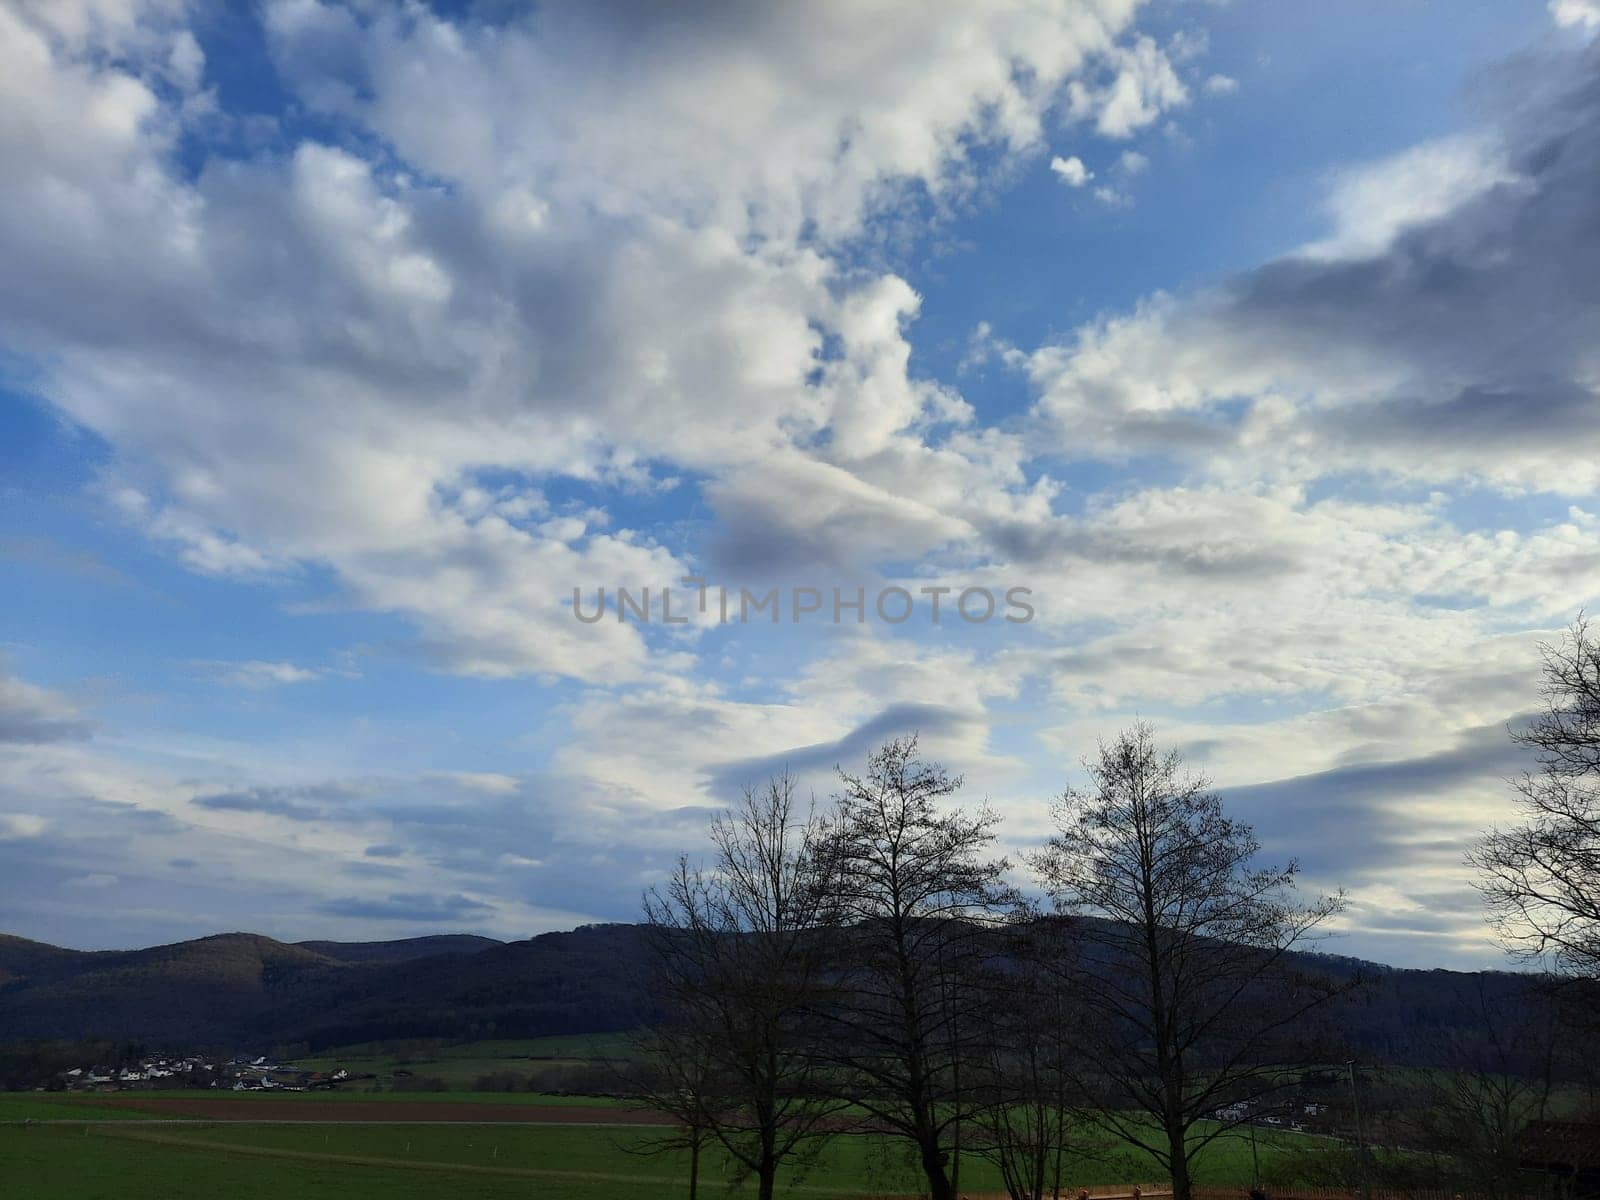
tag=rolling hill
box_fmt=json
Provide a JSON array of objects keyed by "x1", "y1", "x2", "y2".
[
  {"x1": 0, "y1": 922, "x2": 1547, "y2": 1071},
  {"x1": 295, "y1": 934, "x2": 505, "y2": 965},
  {"x1": 0, "y1": 924, "x2": 651, "y2": 1050}
]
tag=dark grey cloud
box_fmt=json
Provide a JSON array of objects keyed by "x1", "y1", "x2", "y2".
[
  {"x1": 192, "y1": 785, "x2": 346, "y2": 821},
  {"x1": 1314, "y1": 379, "x2": 1597, "y2": 455},
  {"x1": 1226, "y1": 43, "x2": 1600, "y2": 472},
  {"x1": 994, "y1": 516, "x2": 1303, "y2": 578},
  {"x1": 314, "y1": 892, "x2": 495, "y2": 923},
  {"x1": 704, "y1": 702, "x2": 974, "y2": 800},
  {"x1": 1036, "y1": 38, "x2": 1600, "y2": 490},
  {"x1": 1218, "y1": 721, "x2": 1533, "y2": 880},
  {"x1": 703, "y1": 468, "x2": 965, "y2": 578}
]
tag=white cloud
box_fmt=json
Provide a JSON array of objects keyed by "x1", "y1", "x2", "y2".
[
  {"x1": 0, "y1": 813, "x2": 49, "y2": 840},
  {"x1": 0, "y1": 0, "x2": 1177, "y2": 685},
  {"x1": 1303, "y1": 134, "x2": 1511, "y2": 259},
  {"x1": 1050, "y1": 154, "x2": 1093, "y2": 187},
  {"x1": 1551, "y1": 0, "x2": 1600, "y2": 31},
  {"x1": 269, "y1": 0, "x2": 1149, "y2": 246},
  {"x1": 1064, "y1": 34, "x2": 1190, "y2": 139},
  {"x1": 1202, "y1": 73, "x2": 1239, "y2": 96},
  {"x1": 202, "y1": 661, "x2": 323, "y2": 688}
]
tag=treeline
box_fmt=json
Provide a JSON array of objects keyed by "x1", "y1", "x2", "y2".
[
  {"x1": 5, "y1": 618, "x2": 1599, "y2": 1199},
  {"x1": 635, "y1": 727, "x2": 1348, "y2": 1200},
  {"x1": 636, "y1": 608, "x2": 1600, "y2": 1200},
  {"x1": 0, "y1": 1039, "x2": 169, "y2": 1091}
]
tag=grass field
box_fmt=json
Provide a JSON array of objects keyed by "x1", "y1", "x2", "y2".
[
  {"x1": 0, "y1": 1041, "x2": 1352, "y2": 1197},
  {"x1": 296, "y1": 1031, "x2": 636, "y2": 1091},
  {"x1": 0, "y1": 1085, "x2": 1324, "y2": 1200},
  {"x1": 0, "y1": 1094, "x2": 153, "y2": 1123},
  {"x1": 0, "y1": 1036, "x2": 1370, "y2": 1198}
]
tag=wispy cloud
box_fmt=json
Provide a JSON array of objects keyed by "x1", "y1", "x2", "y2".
[
  {"x1": 0, "y1": 669, "x2": 92, "y2": 744},
  {"x1": 198, "y1": 660, "x2": 324, "y2": 688}
]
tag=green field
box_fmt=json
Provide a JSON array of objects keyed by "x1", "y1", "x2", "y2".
[
  {"x1": 0, "y1": 1086, "x2": 1326, "y2": 1200},
  {"x1": 0, "y1": 1039, "x2": 1346, "y2": 1198},
  {"x1": 0, "y1": 1094, "x2": 154, "y2": 1123},
  {"x1": 296, "y1": 1031, "x2": 636, "y2": 1091}
]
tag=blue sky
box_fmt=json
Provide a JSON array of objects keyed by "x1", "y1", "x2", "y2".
[{"x1": 2, "y1": 0, "x2": 1598, "y2": 967}]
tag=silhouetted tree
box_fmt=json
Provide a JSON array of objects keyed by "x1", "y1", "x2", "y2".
[
  {"x1": 625, "y1": 1020, "x2": 720, "y2": 1200},
  {"x1": 818, "y1": 735, "x2": 1021, "y2": 1200},
  {"x1": 1473, "y1": 614, "x2": 1600, "y2": 977},
  {"x1": 640, "y1": 774, "x2": 841, "y2": 1200},
  {"x1": 1399, "y1": 982, "x2": 1575, "y2": 1200},
  {"x1": 1031, "y1": 723, "x2": 1346, "y2": 1200},
  {"x1": 970, "y1": 920, "x2": 1085, "y2": 1200}
]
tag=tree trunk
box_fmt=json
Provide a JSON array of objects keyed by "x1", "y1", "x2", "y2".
[
  {"x1": 920, "y1": 1137, "x2": 956, "y2": 1200},
  {"x1": 1166, "y1": 1122, "x2": 1193, "y2": 1200},
  {"x1": 688, "y1": 1133, "x2": 700, "y2": 1200},
  {"x1": 757, "y1": 1131, "x2": 778, "y2": 1200}
]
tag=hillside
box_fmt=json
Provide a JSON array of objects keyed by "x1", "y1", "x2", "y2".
[
  {"x1": 295, "y1": 935, "x2": 504, "y2": 965},
  {"x1": 0, "y1": 923, "x2": 1542, "y2": 1067},
  {"x1": 0, "y1": 935, "x2": 86, "y2": 987},
  {"x1": 0, "y1": 925, "x2": 649, "y2": 1049},
  {"x1": 0, "y1": 933, "x2": 348, "y2": 1046}
]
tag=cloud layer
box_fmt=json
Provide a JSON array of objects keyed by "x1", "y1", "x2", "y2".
[{"x1": 0, "y1": 1, "x2": 1596, "y2": 964}]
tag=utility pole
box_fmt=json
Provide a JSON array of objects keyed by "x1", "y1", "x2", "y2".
[{"x1": 1345, "y1": 1060, "x2": 1369, "y2": 1200}]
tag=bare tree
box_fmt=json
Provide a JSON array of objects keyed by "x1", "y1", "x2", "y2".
[
  {"x1": 971, "y1": 920, "x2": 1084, "y2": 1200},
  {"x1": 1400, "y1": 982, "x2": 1575, "y2": 1200},
  {"x1": 624, "y1": 1020, "x2": 719, "y2": 1200},
  {"x1": 641, "y1": 774, "x2": 842, "y2": 1200},
  {"x1": 819, "y1": 735, "x2": 1021, "y2": 1200},
  {"x1": 1030, "y1": 723, "x2": 1346, "y2": 1200},
  {"x1": 1473, "y1": 614, "x2": 1600, "y2": 977}
]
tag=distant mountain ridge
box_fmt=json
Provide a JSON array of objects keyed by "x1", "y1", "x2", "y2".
[
  {"x1": 295, "y1": 935, "x2": 505, "y2": 964},
  {"x1": 0, "y1": 925, "x2": 650, "y2": 1051},
  {"x1": 0, "y1": 924, "x2": 1539, "y2": 1068}
]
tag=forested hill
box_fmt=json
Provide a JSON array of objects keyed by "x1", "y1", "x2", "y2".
[
  {"x1": 0, "y1": 925, "x2": 650, "y2": 1050},
  {"x1": 295, "y1": 935, "x2": 505, "y2": 964},
  {"x1": 0, "y1": 924, "x2": 1539, "y2": 1065}
]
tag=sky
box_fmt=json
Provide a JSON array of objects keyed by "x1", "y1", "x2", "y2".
[{"x1": 2, "y1": 0, "x2": 1599, "y2": 968}]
